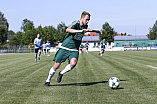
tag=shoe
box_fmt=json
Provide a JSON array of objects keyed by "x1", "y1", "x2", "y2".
[
  {"x1": 45, "y1": 82, "x2": 50, "y2": 86},
  {"x1": 38, "y1": 57, "x2": 40, "y2": 60},
  {"x1": 57, "y1": 72, "x2": 63, "y2": 83},
  {"x1": 98, "y1": 53, "x2": 100, "y2": 55},
  {"x1": 35, "y1": 59, "x2": 37, "y2": 62}
]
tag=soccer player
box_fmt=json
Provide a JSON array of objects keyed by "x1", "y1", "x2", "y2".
[
  {"x1": 99, "y1": 38, "x2": 107, "y2": 57},
  {"x1": 42, "y1": 42, "x2": 47, "y2": 55},
  {"x1": 79, "y1": 43, "x2": 84, "y2": 53},
  {"x1": 34, "y1": 34, "x2": 42, "y2": 62},
  {"x1": 46, "y1": 40, "x2": 51, "y2": 56},
  {"x1": 45, "y1": 11, "x2": 102, "y2": 86},
  {"x1": 85, "y1": 41, "x2": 89, "y2": 54}
]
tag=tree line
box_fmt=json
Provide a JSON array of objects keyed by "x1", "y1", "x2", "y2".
[
  {"x1": 0, "y1": 11, "x2": 157, "y2": 46},
  {"x1": 8, "y1": 19, "x2": 67, "y2": 46}
]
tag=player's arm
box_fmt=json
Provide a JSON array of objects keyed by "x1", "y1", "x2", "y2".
[
  {"x1": 66, "y1": 28, "x2": 88, "y2": 33},
  {"x1": 34, "y1": 41, "x2": 39, "y2": 45},
  {"x1": 86, "y1": 28, "x2": 102, "y2": 34}
]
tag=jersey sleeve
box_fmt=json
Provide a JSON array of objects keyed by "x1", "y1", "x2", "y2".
[
  {"x1": 68, "y1": 20, "x2": 79, "y2": 29},
  {"x1": 34, "y1": 38, "x2": 37, "y2": 43}
]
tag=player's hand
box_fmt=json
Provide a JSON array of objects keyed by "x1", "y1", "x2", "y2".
[
  {"x1": 82, "y1": 29, "x2": 88, "y2": 33},
  {"x1": 99, "y1": 30, "x2": 102, "y2": 34}
]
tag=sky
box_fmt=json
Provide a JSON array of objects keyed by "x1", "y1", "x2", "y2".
[{"x1": 1, "y1": 0, "x2": 157, "y2": 36}]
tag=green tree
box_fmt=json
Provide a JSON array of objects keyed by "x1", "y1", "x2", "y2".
[
  {"x1": 42, "y1": 26, "x2": 57, "y2": 43},
  {"x1": 147, "y1": 20, "x2": 157, "y2": 40},
  {"x1": 0, "y1": 11, "x2": 9, "y2": 45},
  {"x1": 54, "y1": 22, "x2": 67, "y2": 42},
  {"x1": 8, "y1": 30, "x2": 15, "y2": 36},
  {"x1": 21, "y1": 20, "x2": 36, "y2": 45},
  {"x1": 100, "y1": 22, "x2": 115, "y2": 43},
  {"x1": 36, "y1": 25, "x2": 43, "y2": 35},
  {"x1": 9, "y1": 31, "x2": 23, "y2": 46},
  {"x1": 21, "y1": 18, "x2": 34, "y2": 32}
]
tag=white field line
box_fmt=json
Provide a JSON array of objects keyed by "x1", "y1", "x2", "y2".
[{"x1": 147, "y1": 65, "x2": 157, "y2": 69}]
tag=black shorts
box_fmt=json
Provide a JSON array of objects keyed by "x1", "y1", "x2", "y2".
[
  {"x1": 35, "y1": 47, "x2": 41, "y2": 53},
  {"x1": 47, "y1": 49, "x2": 50, "y2": 52}
]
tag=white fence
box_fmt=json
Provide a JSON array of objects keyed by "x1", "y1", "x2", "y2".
[{"x1": 0, "y1": 45, "x2": 34, "y2": 54}]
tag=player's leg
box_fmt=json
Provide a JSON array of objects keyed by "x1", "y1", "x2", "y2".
[
  {"x1": 80, "y1": 49, "x2": 82, "y2": 53},
  {"x1": 45, "y1": 62, "x2": 61, "y2": 86},
  {"x1": 57, "y1": 58, "x2": 77, "y2": 83},
  {"x1": 47, "y1": 49, "x2": 50, "y2": 56},
  {"x1": 38, "y1": 48, "x2": 41, "y2": 60},
  {"x1": 44, "y1": 49, "x2": 46, "y2": 55},
  {"x1": 101, "y1": 50, "x2": 104, "y2": 57},
  {"x1": 47, "y1": 49, "x2": 48, "y2": 55},
  {"x1": 57, "y1": 51, "x2": 79, "y2": 83},
  {"x1": 35, "y1": 49, "x2": 38, "y2": 62},
  {"x1": 45, "y1": 48, "x2": 68, "y2": 86},
  {"x1": 60, "y1": 58, "x2": 77, "y2": 74},
  {"x1": 86, "y1": 48, "x2": 88, "y2": 54}
]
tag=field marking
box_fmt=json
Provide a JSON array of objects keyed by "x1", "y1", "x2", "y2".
[{"x1": 147, "y1": 65, "x2": 157, "y2": 69}]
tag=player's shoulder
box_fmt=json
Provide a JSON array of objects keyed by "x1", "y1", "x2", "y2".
[
  {"x1": 68, "y1": 20, "x2": 80, "y2": 28},
  {"x1": 34, "y1": 38, "x2": 38, "y2": 41}
]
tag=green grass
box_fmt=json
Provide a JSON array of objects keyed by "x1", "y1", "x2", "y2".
[{"x1": 0, "y1": 51, "x2": 157, "y2": 104}]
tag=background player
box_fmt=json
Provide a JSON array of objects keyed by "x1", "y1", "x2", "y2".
[
  {"x1": 85, "y1": 41, "x2": 89, "y2": 54},
  {"x1": 46, "y1": 40, "x2": 51, "y2": 56},
  {"x1": 45, "y1": 11, "x2": 102, "y2": 86},
  {"x1": 99, "y1": 38, "x2": 107, "y2": 57},
  {"x1": 34, "y1": 34, "x2": 42, "y2": 62},
  {"x1": 79, "y1": 43, "x2": 84, "y2": 53},
  {"x1": 42, "y1": 42, "x2": 46, "y2": 55}
]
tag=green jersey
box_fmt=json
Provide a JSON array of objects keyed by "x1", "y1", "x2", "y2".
[
  {"x1": 85, "y1": 43, "x2": 89, "y2": 49},
  {"x1": 79, "y1": 44, "x2": 84, "y2": 50},
  {"x1": 100, "y1": 41, "x2": 107, "y2": 49},
  {"x1": 61, "y1": 20, "x2": 88, "y2": 50}
]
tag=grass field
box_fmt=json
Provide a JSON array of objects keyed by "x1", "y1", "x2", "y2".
[{"x1": 0, "y1": 51, "x2": 157, "y2": 104}]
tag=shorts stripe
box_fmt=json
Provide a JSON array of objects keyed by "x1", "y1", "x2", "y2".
[{"x1": 60, "y1": 46, "x2": 78, "y2": 52}]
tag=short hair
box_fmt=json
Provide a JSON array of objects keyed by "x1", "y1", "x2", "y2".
[{"x1": 81, "y1": 11, "x2": 91, "y2": 18}]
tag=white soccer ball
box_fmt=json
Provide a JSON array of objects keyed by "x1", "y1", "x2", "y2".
[{"x1": 108, "y1": 77, "x2": 120, "y2": 89}]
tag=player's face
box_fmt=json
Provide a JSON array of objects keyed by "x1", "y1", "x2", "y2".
[
  {"x1": 82, "y1": 15, "x2": 90, "y2": 25},
  {"x1": 37, "y1": 34, "x2": 40, "y2": 38}
]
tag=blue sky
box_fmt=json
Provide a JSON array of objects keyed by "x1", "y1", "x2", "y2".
[{"x1": 1, "y1": 0, "x2": 157, "y2": 35}]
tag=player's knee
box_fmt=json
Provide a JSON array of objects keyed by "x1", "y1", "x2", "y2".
[
  {"x1": 70, "y1": 58, "x2": 77, "y2": 67},
  {"x1": 70, "y1": 63, "x2": 76, "y2": 67},
  {"x1": 70, "y1": 61, "x2": 77, "y2": 67}
]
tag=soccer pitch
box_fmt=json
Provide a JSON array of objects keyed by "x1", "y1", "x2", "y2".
[{"x1": 0, "y1": 51, "x2": 157, "y2": 104}]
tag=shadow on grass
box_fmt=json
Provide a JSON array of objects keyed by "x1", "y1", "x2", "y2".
[
  {"x1": 51, "y1": 80, "x2": 126, "y2": 90},
  {"x1": 51, "y1": 81, "x2": 108, "y2": 86}
]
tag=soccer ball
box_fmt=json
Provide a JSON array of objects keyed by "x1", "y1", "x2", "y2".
[{"x1": 108, "y1": 77, "x2": 120, "y2": 89}]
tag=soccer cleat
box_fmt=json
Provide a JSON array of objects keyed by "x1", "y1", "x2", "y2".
[
  {"x1": 35, "y1": 59, "x2": 37, "y2": 62},
  {"x1": 57, "y1": 72, "x2": 63, "y2": 83},
  {"x1": 98, "y1": 53, "x2": 100, "y2": 55},
  {"x1": 45, "y1": 82, "x2": 50, "y2": 86},
  {"x1": 38, "y1": 57, "x2": 40, "y2": 60}
]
